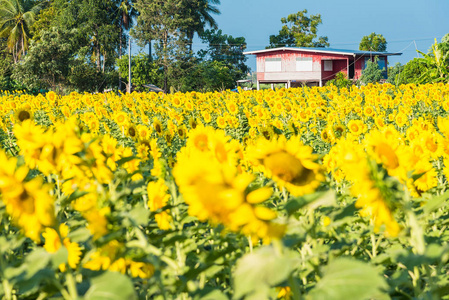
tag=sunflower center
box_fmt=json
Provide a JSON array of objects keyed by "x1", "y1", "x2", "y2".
[
  {"x1": 128, "y1": 127, "x2": 136, "y2": 137},
  {"x1": 194, "y1": 135, "x2": 208, "y2": 151},
  {"x1": 18, "y1": 110, "x2": 31, "y2": 121},
  {"x1": 262, "y1": 130, "x2": 271, "y2": 140},
  {"x1": 155, "y1": 124, "x2": 162, "y2": 133}
]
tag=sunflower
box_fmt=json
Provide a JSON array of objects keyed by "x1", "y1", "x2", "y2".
[
  {"x1": 258, "y1": 124, "x2": 274, "y2": 140},
  {"x1": 177, "y1": 125, "x2": 187, "y2": 139},
  {"x1": 246, "y1": 135, "x2": 323, "y2": 196},
  {"x1": 364, "y1": 129, "x2": 402, "y2": 176},
  {"x1": 332, "y1": 123, "x2": 346, "y2": 138},
  {"x1": 188, "y1": 117, "x2": 199, "y2": 129},
  {"x1": 14, "y1": 106, "x2": 33, "y2": 123},
  {"x1": 363, "y1": 106, "x2": 375, "y2": 118},
  {"x1": 216, "y1": 116, "x2": 227, "y2": 129},
  {"x1": 136, "y1": 124, "x2": 151, "y2": 141},
  {"x1": 147, "y1": 179, "x2": 172, "y2": 230},
  {"x1": 395, "y1": 112, "x2": 408, "y2": 127},
  {"x1": 126, "y1": 123, "x2": 138, "y2": 139},
  {"x1": 201, "y1": 110, "x2": 212, "y2": 123},
  {"x1": 347, "y1": 119, "x2": 364, "y2": 136},
  {"x1": 153, "y1": 117, "x2": 163, "y2": 135},
  {"x1": 114, "y1": 111, "x2": 128, "y2": 127}
]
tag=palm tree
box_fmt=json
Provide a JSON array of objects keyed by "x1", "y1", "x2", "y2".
[
  {"x1": 0, "y1": 0, "x2": 43, "y2": 63},
  {"x1": 184, "y1": 0, "x2": 220, "y2": 52}
]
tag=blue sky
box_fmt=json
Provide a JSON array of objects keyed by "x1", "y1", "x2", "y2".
[
  {"x1": 133, "y1": 0, "x2": 449, "y2": 73},
  {"x1": 207, "y1": 0, "x2": 449, "y2": 71}
]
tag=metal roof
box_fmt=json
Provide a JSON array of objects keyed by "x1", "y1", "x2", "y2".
[{"x1": 243, "y1": 47, "x2": 402, "y2": 56}]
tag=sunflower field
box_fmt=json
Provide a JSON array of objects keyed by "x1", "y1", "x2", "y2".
[{"x1": 1, "y1": 83, "x2": 449, "y2": 299}]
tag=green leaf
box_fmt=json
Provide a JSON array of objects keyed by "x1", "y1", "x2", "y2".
[
  {"x1": 285, "y1": 191, "x2": 336, "y2": 215},
  {"x1": 24, "y1": 248, "x2": 51, "y2": 279},
  {"x1": 68, "y1": 227, "x2": 92, "y2": 243},
  {"x1": 195, "y1": 288, "x2": 229, "y2": 300},
  {"x1": 84, "y1": 271, "x2": 137, "y2": 300},
  {"x1": 233, "y1": 246, "x2": 295, "y2": 300},
  {"x1": 129, "y1": 203, "x2": 150, "y2": 226},
  {"x1": 422, "y1": 190, "x2": 449, "y2": 215},
  {"x1": 116, "y1": 156, "x2": 137, "y2": 166},
  {"x1": 307, "y1": 258, "x2": 389, "y2": 300}
]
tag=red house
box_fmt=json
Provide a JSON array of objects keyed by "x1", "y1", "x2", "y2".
[{"x1": 243, "y1": 47, "x2": 401, "y2": 89}]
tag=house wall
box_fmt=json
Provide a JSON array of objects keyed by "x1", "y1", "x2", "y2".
[
  {"x1": 353, "y1": 55, "x2": 389, "y2": 80},
  {"x1": 321, "y1": 59, "x2": 348, "y2": 81},
  {"x1": 256, "y1": 50, "x2": 353, "y2": 82},
  {"x1": 355, "y1": 59, "x2": 364, "y2": 79}
]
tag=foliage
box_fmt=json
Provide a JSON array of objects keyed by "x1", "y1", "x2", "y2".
[
  {"x1": 0, "y1": 0, "x2": 44, "y2": 63},
  {"x1": 34, "y1": 0, "x2": 122, "y2": 73},
  {"x1": 417, "y1": 39, "x2": 449, "y2": 83},
  {"x1": 12, "y1": 27, "x2": 117, "y2": 93},
  {"x1": 267, "y1": 9, "x2": 329, "y2": 49},
  {"x1": 326, "y1": 72, "x2": 353, "y2": 89},
  {"x1": 398, "y1": 58, "x2": 427, "y2": 84},
  {"x1": 360, "y1": 57, "x2": 384, "y2": 84},
  {"x1": 133, "y1": 0, "x2": 191, "y2": 92},
  {"x1": 11, "y1": 27, "x2": 74, "y2": 92},
  {"x1": 359, "y1": 32, "x2": 387, "y2": 52},
  {"x1": 199, "y1": 29, "x2": 248, "y2": 79},
  {"x1": 116, "y1": 53, "x2": 162, "y2": 92},
  {"x1": 386, "y1": 62, "x2": 404, "y2": 85},
  {"x1": 184, "y1": 60, "x2": 236, "y2": 91},
  {"x1": 181, "y1": 0, "x2": 221, "y2": 51}
]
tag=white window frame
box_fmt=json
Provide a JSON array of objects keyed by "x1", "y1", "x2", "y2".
[
  {"x1": 296, "y1": 57, "x2": 313, "y2": 71},
  {"x1": 265, "y1": 57, "x2": 282, "y2": 72},
  {"x1": 323, "y1": 60, "x2": 333, "y2": 71}
]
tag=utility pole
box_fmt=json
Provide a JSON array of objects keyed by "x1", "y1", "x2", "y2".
[{"x1": 128, "y1": 37, "x2": 132, "y2": 93}]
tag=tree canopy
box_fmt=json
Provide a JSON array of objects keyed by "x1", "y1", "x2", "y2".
[
  {"x1": 359, "y1": 32, "x2": 387, "y2": 52},
  {"x1": 267, "y1": 9, "x2": 329, "y2": 49}
]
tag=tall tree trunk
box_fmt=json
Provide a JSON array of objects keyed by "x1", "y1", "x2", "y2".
[
  {"x1": 22, "y1": 36, "x2": 25, "y2": 58},
  {"x1": 94, "y1": 31, "x2": 101, "y2": 70},
  {"x1": 119, "y1": 25, "x2": 123, "y2": 90},
  {"x1": 163, "y1": 32, "x2": 168, "y2": 93}
]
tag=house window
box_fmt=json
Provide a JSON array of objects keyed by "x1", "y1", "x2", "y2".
[
  {"x1": 296, "y1": 57, "x2": 313, "y2": 71},
  {"x1": 265, "y1": 57, "x2": 282, "y2": 72},
  {"x1": 323, "y1": 60, "x2": 333, "y2": 71}
]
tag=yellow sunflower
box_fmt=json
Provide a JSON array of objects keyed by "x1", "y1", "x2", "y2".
[{"x1": 246, "y1": 135, "x2": 323, "y2": 196}]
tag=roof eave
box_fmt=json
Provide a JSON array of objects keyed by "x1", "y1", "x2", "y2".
[{"x1": 243, "y1": 47, "x2": 402, "y2": 56}]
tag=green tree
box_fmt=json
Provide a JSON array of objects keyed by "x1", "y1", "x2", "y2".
[
  {"x1": 0, "y1": 37, "x2": 21, "y2": 90},
  {"x1": 116, "y1": 53, "x2": 161, "y2": 92},
  {"x1": 0, "y1": 0, "x2": 44, "y2": 63},
  {"x1": 359, "y1": 32, "x2": 387, "y2": 52},
  {"x1": 386, "y1": 62, "x2": 404, "y2": 85},
  {"x1": 398, "y1": 58, "x2": 427, "y2": 84},
  {"x1": 417, "y1": 38, "x2": 449, "y2": 83},
  {"x1": 360, "y1": 57, "x2": 384, "y2": 84},
  {"x1": 199, "y1": 29, "x2": 248, "y2": 77},
  {"x1": 133, "y1": 0, "x2": 191, "y2": 92},
  {"x1": 182, "y1": 0, "x2": 220, "y2": 52},
  {"x1": 12, "y1": 27, "x2": 74, "y2": 92},
  {"x1": 40, "y1": 0, "x2": 121, "y2": 73},
  {"x1": 267, "y1": 9, "x2": 329, "y2": 49},
  {"x1": 183, "y1": 60, "x2": 235, "y2": 92}
]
